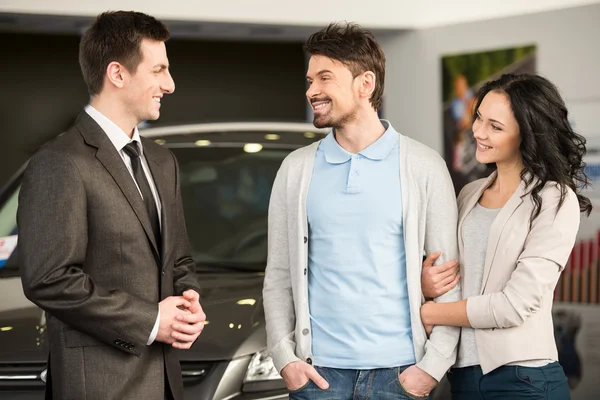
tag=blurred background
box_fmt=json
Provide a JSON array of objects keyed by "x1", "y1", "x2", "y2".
[{"x1": 0, "y1": 1, "x2": 599, "y2": 399}]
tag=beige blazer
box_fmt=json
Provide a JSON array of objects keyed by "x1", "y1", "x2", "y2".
[{"x1": 457, "y1": 170, "x2": 580, "y2": 374}]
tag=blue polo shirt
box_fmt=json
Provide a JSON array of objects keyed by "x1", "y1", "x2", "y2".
[{"x1": 307, "y1": 121, "x2": 415, "y2": 369}]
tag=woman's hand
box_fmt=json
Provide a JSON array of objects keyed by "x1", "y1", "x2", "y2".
[{"x1": 421, "y1": 251, "x2": 460, "y2": 299}]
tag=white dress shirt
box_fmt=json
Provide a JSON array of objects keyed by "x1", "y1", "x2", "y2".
[{"x1": 85, "y1": 105, "x2": 161, "y2": 345}]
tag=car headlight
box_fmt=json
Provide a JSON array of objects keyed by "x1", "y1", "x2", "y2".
[{"x1": 242, "y1": 349, "x2": 286, "y2": 392}]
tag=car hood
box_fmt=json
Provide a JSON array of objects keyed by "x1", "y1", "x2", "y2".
[{"x1": 0, "y1": 272, "x2": 266, "y2": 363}]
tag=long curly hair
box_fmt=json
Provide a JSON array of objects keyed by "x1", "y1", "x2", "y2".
[{"x1": 472, "y1": 73, "x2": 592, "y2": 219}]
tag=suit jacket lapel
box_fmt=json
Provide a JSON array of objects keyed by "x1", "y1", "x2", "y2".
[{"x1": 75, "y1": 112, "x2": 160, "y2": 258}]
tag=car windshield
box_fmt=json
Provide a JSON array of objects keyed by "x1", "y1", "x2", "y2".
[
  {"x1": 0, "y1": 127, "x2": 322, "y2": 275},
  {"x1": 170, "y1": 145, "x2": 291, "y2": 270}
]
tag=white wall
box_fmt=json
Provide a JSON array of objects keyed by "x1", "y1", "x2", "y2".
[
  {"x1": 0, "y1": 0, "x2": 417, "y2": 29},
  {"x1": 414, "y1": 0, "x2": 600, "y2": 27},
  {"x1": 1, "y1": 0, "x2": 599, "y2": 29},
  {"x1": 381, "y1": 3, "x2": 600, "y2": 153}
]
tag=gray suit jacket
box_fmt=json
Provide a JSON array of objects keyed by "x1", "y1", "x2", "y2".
[{"x1": 17, "y1": 111, "x2": 201, "y2": 400}]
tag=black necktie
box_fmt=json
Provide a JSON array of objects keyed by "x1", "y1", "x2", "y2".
[{"x1": 123, "y1": 142, "x2": 161, "y2": 251}]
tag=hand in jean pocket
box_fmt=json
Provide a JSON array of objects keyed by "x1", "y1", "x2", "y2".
[{"x1": 282, "y1": 361, "x2": 329, "y2": 391}]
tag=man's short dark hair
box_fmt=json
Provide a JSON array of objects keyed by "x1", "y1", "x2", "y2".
[
  {"x1": 79, "y1": 11, "x2": 170, "y2": 96},
  {"x1": 304, "y1": 22, "x2": 386, "y2": 110}
]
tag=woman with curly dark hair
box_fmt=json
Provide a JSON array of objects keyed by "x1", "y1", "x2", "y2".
[{"x1": 419, "y1": 73, "x2": 590, "y2": 399}]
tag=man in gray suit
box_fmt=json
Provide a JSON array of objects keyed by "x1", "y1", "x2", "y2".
[{"x1": 17, "y1": 11, "x2": 205, "y2": 400}]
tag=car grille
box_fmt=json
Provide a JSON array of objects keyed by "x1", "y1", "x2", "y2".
[
  {"x1": 0, "y1": 362, "x2": 47, "y2": 390},
  {"x1": 0, "y1": 361, "x2": 214, "y2": 390}
]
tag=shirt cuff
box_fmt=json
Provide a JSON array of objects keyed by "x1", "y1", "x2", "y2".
[
  {"x1": 147, "y1": 307, "x2": 160, "y2": 345},
  {"x1": 416, "y1": 343, "x2": 454, "y2": 382},
  {"x1": 271, "y1": 338, "x2": 301, "y2": 373}
]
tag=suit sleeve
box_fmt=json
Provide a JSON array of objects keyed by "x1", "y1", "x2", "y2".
[
  {"x1": 18, "y1": 148, "x2": 158, "y2": 356},
  {"x1": 169, "y1": 151, "x2": 202, "y2": 296}
]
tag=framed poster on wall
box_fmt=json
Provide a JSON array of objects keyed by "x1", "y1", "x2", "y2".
[{"x1": 441, "y1": 45, "x2": 536, "y2": 194}]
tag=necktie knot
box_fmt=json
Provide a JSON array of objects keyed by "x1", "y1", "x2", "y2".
[{"x1": 123, "y1": 142, "x2": 141, "y2": 159}]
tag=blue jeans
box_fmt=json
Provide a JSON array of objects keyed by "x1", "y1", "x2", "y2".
[
  {"x1": 447, "y1": 362, "x2": 570, "y2": 400},
  {"x1": 288, "y1": 365, "x2": 430, "y2": 400}
]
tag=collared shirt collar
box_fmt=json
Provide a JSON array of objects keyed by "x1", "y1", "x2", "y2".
[
  {"x1": 322, "y1": 119, "x2": 398, "y2": 164},
  {"x1": 85, "y1": 105, "x2": 144, "y2": 155}
]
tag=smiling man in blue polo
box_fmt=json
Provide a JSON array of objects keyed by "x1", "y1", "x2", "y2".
[{"x1": 263, "y1": 22, "x2": 460, "y2": 400}]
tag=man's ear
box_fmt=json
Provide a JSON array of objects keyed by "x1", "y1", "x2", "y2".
[
  {"x1": 358, "y1": 71, "x2": 376, "y2": 100},
  {"x1": 106, "y1": 61, "x2": 127, "y2": 89}
]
